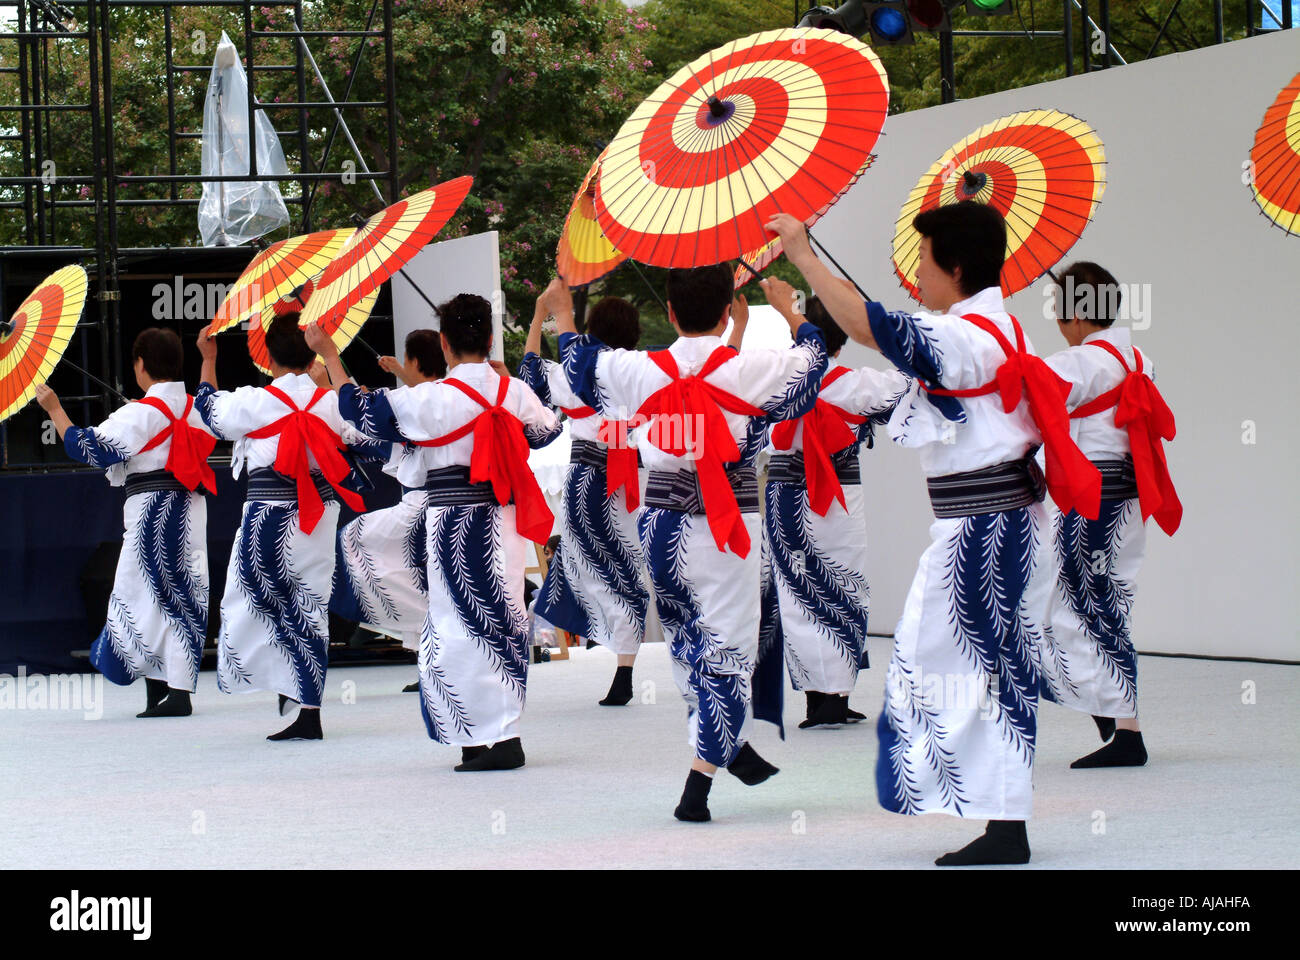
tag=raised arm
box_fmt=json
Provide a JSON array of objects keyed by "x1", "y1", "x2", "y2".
[
  {"x1": 727, "y1": 293, "x2": 748, "y2": 351},
  {"x1": 765, "y1": 213, "x2": 875, "y2": 349}
]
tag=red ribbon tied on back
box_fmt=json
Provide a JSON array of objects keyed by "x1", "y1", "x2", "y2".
[
  {"x1": 1068, "y1": 341, "x2": 1181, "y2": 535},
  {"x1": 921, "y1": 314, "x2": 1101, "y2": 521},
  {"x1": 246, "y1": 385, "x2": 364, "y2": 534},
  {"x1": 634, "y1": 346, "x2": 766, "y2": 557},
  {"x1": 137, "y1": 395, "x2": 218, "y2": 495},
  {"x1": 418, "y1": 376, "x2": 555, "y2": 544},
  {"x1": 770, "y1": 366, "x2": 865, "y2": 517}
]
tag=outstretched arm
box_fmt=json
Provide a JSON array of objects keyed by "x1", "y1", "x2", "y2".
[
  {"x1": 34, "y1": 384, "x2": 73, "y2": 440},
  {"x1": 765, "y1": 213, "x2": 876, "y2": 350}
]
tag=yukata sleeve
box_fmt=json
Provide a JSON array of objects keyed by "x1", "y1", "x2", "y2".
[
  {"x1": 517, "y1": 352, "x2": 555, "y2": 410},
  {"x1": 514, "y1": 381, "x2": 563, "y2": 449},
  {"x1": 63, "y1": 403, "x2": 149, "y2": 468},
  {"x1": 558, "y1": 332, "x2": 608, "y2": 411},
  {"x1": 194, "y1": 383, "x2": 263, "y2": 441},
  {"x1": 864, "y1": 302, "x2": 993, "y2": 422},
  {"x1": 741, "y1": 322, "x2": 829, "y2": 419},
  {"x1": 337, "y1": 383, "x2": 409, "y2": 443}
]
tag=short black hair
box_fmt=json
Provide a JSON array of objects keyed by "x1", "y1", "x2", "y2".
[
  {"x1": 405, "y1": 328, "x2": 446, "y2": 378},
  {"x1": 436, "y1": 294, "x2": 493, "y2": 358},
  {"x1": 132, "y1": 327, "x2": 183, "y2": 381},
  {"x1": 1056, "y1": 261, "x2": 1121, "y2": 327},
  {"x1": 587, "y1": 296, "x2": 641, "y2": 351},
  {"x1": 264, "y1": 313, "x2": 315, "y2": 371},
  {"x1": 666, "y1": 264, "x2": 733, "y2": 334},
  {"x1": 912, "y1": 201, "x2": 1007, "y2": 296},
  {"x1": 803, "y1": 296, "x2": 848, "y2": 356},
  {"x1": 545, "y1": 535, "x2": 561, "y2": 554}
]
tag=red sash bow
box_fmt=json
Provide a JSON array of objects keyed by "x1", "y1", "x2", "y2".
[
  {"x1": 416, "y1": 376, "x2": 554, "y2": 544},
  {"x1": 559, "y1": 403, "x2": 640, "y2": 512},
  {"x1": 137, "y1": 395, "x2": 218, "y2": 494},
  {"x1": 245, "y1": 385, "x2": 364, "y2": 534},
  {"x1": 920, "y1": 314, "x2": 1101, "y2": 521},
  {"x1": 634, "y1": 346, "x2": 766, "y2": 557},
  {"x1": 770, "y1": 366, "x2": 866, "y2": 517},
  {"x1": 1068, "y1": 341, "x2": 1181, "y2": 535}
]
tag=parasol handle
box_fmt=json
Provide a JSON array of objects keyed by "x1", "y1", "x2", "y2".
[
  {"x1": 736, "y1": 256, "x2": 763, "y2": 280},
  {"x1": 626, "y1": 259, "x2": 669, "y2": 316},
  {"x1": 806, "y1": 229, "x2": 872, "y2": 303},
  {"x1": 60, "y1": 357, "x2": 130, "y2": 404}
]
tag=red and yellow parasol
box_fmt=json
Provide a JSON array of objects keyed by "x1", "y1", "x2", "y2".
[
  {"x1": 557, "y1": 150, "x2": 627, "y2": 286},
  {"x1": 209, "y1": 228, "x2": 357, "y2": 336},
  {"x1": 300, "y1": 176, "x2": 474, "y2": 334},
  {"x1": 0, "y1": 264, "x2": 88, "y2": 422},
  {"x1": 892, "y1": 109, "x2": 1106, "y2": 300},
  {"x1": 734, "y1": 154, "x2": 875, "y2": 288},
  {"x1": 595, "y1": 27, "x2": 888, "y2": 269},
  {"x1": 1248, "y1": 70, "x2": 1300, "y2": 237},
  {"x1": 248, "y1": 277, "x2": 379, "y2": 376}
]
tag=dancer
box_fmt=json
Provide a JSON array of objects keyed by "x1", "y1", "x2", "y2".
[
  {"x1": 519, "y1": 283, "x2": 649, "y2": 707},
  {"x1": 195, "y1": 314, "x2": 374, "y2": 741},
  {"x1": 768, "y1": 203, "x2": 1100, "y2": 865},
  {"x1": 1037, "y1": 262, "x2": 1181, "y2": 768},
  {"x1": 554, "y1": 265, "x2": 828, "y2": 822},
  {"x1": 331, "y1": 330, "x2": 445, "y2": 693},
  {"x1": 35, "y1": 328, "x2": 215, "y2": 718},
  {"x1": 758, "y1": 278, "x2": 910, "y2": 729},
  {"x1": 316, "y1": 294, "x2": 561, "y2": 772}
]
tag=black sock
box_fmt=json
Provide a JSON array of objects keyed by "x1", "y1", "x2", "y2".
[
  {"x1": 726, "y1": 742, "x2": 780, "y2": 786},
  {"x1": 138, "y1": 688, "x2": 192, "y2": 718},
  {"x1": 277, "y1": 694, "x2": 298, "y2": 717},
  {"x1": 674, "y1": 770, "x2": 713, "y2": 822},
  {"x1": 599, "y1": 665, "x2": 634, "y2": 706},
  {"x1": 402, "y1": 681, "x2": 420, "y2": 693},
  {"x1": 144, "y1": 678, "x2": 168, "y2": 711},
  {"x1": 842, "y1": 695, "x2": 866, "y2": 722},
  {"x1": 268, "y1": 707, "x2": 322, "y2": 741},
  {"x1": 455, "y1": 738, "x2": 525, "y2": 771},
  {"x1": 460, "y1": 745, "x2": 488, "y2": 763},
  {"x1": 1092, "y1": 715, "x2": 1117, "y2": 742},
  {"x1": 1071, "y1": 729, "x2": 1147, "y2": 768},
  {"x1": 935, "y1": 820, "x2": 1030, "y2": 866},
  {"x1": 799, "y1": 693, "x2": 848, "y2": 729},
  {"x1": 804, "y1": 691, "x2": 825, "y2": 720}
]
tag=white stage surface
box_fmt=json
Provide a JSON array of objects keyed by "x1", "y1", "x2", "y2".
[{"x1": 5, "y1": 644, "x2": 1296, "y2": 870}]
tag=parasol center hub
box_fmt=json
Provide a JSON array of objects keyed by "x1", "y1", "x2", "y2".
[
  {"x1": 703, "y1": 95, "x2": 736, "y2": 126},
  {"x1": 960, "y1": 169, "x2": 988, "y2": 197}
]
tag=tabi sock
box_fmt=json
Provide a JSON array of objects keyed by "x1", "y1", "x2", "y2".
[
  {"x1": 599, "y1": 665, "x2": 634, "y2": 706},
  {"x1": 268, "y1": 707, "x2": 323, "y2": 741},
  {"x1": 139, "y1": 689, "x2": 192, "y2": 718},
  {"x1": 143, "y1": 678, "x2": 169, "y2": 712},
  {"x1": 842, "y1": 696, "x2": 866, "y2": 723},
  {"x1": 804, "y1": 690, "x2": 825, "y2": 720},
  {"x1": 934, "y1": 819, "x2": 1031, "y2": 867},
  {"x1": 454, "y1": 737, "x2": 525, "y2": 772},
  {"x1": 1071, "y1": 729, "x2": 1148, "y2": 768},
  {"x1": 1092, "y1": 715, "x2": 1117, "y2": 742},
  {"x1": 799, "y1": 693, "x2": 848, "y2": 729},
  {"x1": 726, "y1": 742, "x2": 780, "y2": 786},
  {"x1": 674, "y1": 769, "x2": 713, "y2": 822}
]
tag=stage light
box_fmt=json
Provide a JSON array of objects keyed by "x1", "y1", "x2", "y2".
[
  {"x1": 965, "y1": 0, "x2": 1012, "y2": 14},
  {"x1": 798, "y1": 2, "x2": 868, "y2": 35},
  {"x1": 906, "y1": 0, "x2": 951, "y2": 31},
  {"x1": 863, "y1": 2, "x2": 914, "y2": 45}
]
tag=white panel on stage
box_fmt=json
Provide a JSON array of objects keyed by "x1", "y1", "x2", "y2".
[
  {"x1": 390, "y1": 230, "x2": 504, "y2": 361},
  {"x1": 811, "y1": 29, "x2": 1299, "y2": 661}
]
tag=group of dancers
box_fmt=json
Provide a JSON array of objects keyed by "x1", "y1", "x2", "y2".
[{"x1": 32, "y1": 199, "x2": 1180, "y2": 865}]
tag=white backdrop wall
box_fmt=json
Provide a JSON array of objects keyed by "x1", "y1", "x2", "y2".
[
  {"x1": 813, "y1": 29, "x2": 1299, "y2": 661},
  {"x1": 391, "y1": 230, "x2": 504, "y2": 361}
]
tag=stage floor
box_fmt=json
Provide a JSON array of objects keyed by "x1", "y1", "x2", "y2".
[{"x1": 4, "y1": 641, "x2": 1297, "y2": 870}]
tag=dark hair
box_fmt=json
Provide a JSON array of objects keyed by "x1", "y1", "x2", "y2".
[
  {"x1": 264, "y1": 313, "x2": 315, "y2": 371},
  {"x1": 803, "y1": 296, "x2": 848, "y2": 355},
  {"x1": 436, "y1": 293, "x2": 493, "y2": 358},
  {"x1": 1056, "y1": 261, "x2": 1121, "y2": 327},
  {"x1": 132, "y1": 327, "x2": 183, "y2": 381},
  {"x1": 912, "y1": 201, "x2": 1006, "y2": 296},
  {"x1": 587, "y1": 296, "x2": 641, "y2": 351},
  {"x1": 545, "y1": 535, "x2": 561, "y2": 554},
  {"x1": 666, "y1": 264, "x2": 733, "y2": 334},
  {"x1": 405, "y1": 328, "x2": 446, "y2": 378}
]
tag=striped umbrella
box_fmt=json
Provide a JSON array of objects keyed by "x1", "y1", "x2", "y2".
[
  {"x1": 1248, "y1": 70, "x2": 1300, "y2": 237},
  {"x1": 595, "y1": 27, "x2": 888, "y2": 269},
  {"x1": 734, "y1": 154, "x2": 875, "y2": 288},
  {"x1": 557, "y1": 150, "x2": 627, "y2": 286},
  {"x1": 209, "y1": 228, "x2": 357, "y2": 336},
  {"x1": 300, "y1": 176, "x2": 474, "y2": 335},
  {"x1": 249, "y1": 277, "x2": 379, "y2": 376},
  {"x1": 0, "y1": 265, "x2": 88, "y2": 422},
  {"x1": 892, "y1": 109, "x2": 1106, "y2": 300}
]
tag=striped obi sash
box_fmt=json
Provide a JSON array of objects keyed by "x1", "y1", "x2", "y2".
[
  {"x1": 645, "y1": 465, "x2": 759, "y2": 516},
  {"x1": 925, "y1": 457, "x2": 1046, "y2": 519}
]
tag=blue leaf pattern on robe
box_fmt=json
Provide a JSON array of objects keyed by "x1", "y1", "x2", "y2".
[
  {"x1": 561, "y1": 462, "x2": 648, "y2": 639},
  {"x1": 134, "y1": 491, "x2": 207, "y2": 680},
  {"x1": 64, "y1": 426, "x2": 131, "y2": 468}
]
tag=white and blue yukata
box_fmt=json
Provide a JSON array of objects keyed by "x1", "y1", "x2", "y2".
[
  {"x1": 196, "y1": 373, "x2": 376, "y2": 708},
  {"x1": 337, "y1": 366, "x2": 562, "y2": 747},
  {"x1": 865, "y1": 287, "x2": 1054, "y2": 821},
  {"x1": 561, "y1": 326, "x2": 827, "y2": 768},
  {"x1": 764, "y1": 362, "x2": 910, "y2": 696},
  {"x1": 332, "y1": 442, "x2": 430, "y2": 652},
  {"x1": 65, "y1": 382, "x2": 212, "y2": 693},
  {"x1": 1036, "y1": 327, "x2": 1156, "y2": 720},
  {"x1": 517, "y1": 351, "x2": 649, "y2": 655}
]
